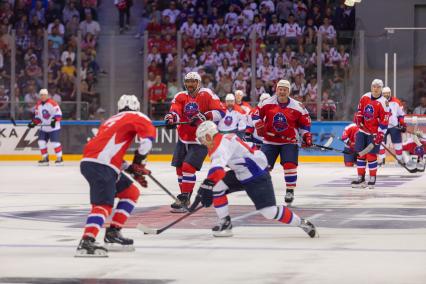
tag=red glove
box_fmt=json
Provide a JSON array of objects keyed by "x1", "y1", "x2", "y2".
[
  {"x1": 374, "y1": 132, "x2": 384, "y2": 145},
  {"x1": 164, "y1": 113, "x2": 178, "y2": 129},
  {"x1": 302, "y1": 132, "x2": 313, "y2": 148},
  {"x1": 254, "y1": 120, "x2": 265, "y2": 137},
  {"x1": 204, "y1": 111, "x2": 214, "y2": 121},
  {"x1": 127, "y1": 163, "x2": 151, "y2": 188}
]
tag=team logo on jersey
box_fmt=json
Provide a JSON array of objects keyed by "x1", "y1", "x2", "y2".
[
  {"x1": 184, "y1": 102, "x2": 199, "y2": 118},
  {"x1": 364, "y1": 104, "x2": 374, "y2": 121},
  {"x1": 224, "y1": 116, "x2": 233, "y2": 126},
  {"x1": 272, "y1": 113, "x2": 288, "y2": 132},
  {"x1": 42, "y1": 109, "x2": 51, "y2": 120}
]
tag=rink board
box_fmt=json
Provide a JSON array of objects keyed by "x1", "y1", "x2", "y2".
[{"x1": 0, "y1": 120, "x2": 349, "y2": 162}]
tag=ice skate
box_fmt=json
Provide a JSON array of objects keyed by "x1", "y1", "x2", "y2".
[
  {"x1": 170, "y1": 193, "x2": 191, "y2": 213},
  {"x1": 299, "y1": 219, "x2": 317, "y2": 238},
  {"x1": 38, "y1": 156, "x2": 49, "y2": 166},
  {"x1": 284, "y1": 190, "x2": 294, "y2": 205},
  {"x1": 417, "y1": 159, "x2": 425, "y2": 172},
  {"x1": 55, "y1": 157, "x2": 64, "y2": 166},
  {"x1": 367, "y1": 176, "x2": 376, "y2": 189},
  {"x1": 104, "y1": 226, "x2": 135, "y2": 252},
  {"x1": 75, "y1": 237, "x2": 108, "y2": 257},
  {"x1": 212, "y1": 216, "x2": 233, "y2": 237},
  {"x1": 351, "y1": 175, "x2": 366, "y2": 188}
]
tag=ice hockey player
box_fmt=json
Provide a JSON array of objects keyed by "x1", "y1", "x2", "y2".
[
  {"x1": 402, "y1": 136, "x2": 426, "y2": 171},
  {"x1": 378, "y1": 86, "x2": 406, "y2": 166},
  {"x1": 192, "y1": 121, "x2": 317, "y2": 238},
  {"x1": 217, "y1": 93, "x2": 246, "y2": 138},
  {"x1": 246, "y1": 93, "x2": 271, "y2": 148},
  {"x1": 234, "y1": 89, "x2": 253, "y2": 115},
  {"x1": 164, "y1": 72, "x2": 225, "y2": 213},
  {"x1": 252, "y1": 80, "x2": 313, "y2": 205},
  {"x1": 353, "y1": 79, "x2": 390, "y2": 189},
  {"x1": 75, "y1": 94, "x2": 156, "y2": 257},
  {"x1": 341, "y1": 122, "x2": 359, "y2": 167},
  {"x1": 27, "y1": 88, "x2": 63, "y2": 165}
]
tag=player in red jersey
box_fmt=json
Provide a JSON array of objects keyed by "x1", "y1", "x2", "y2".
[
  {"x1": 27, "y1": 89, "x2": 63, "y2": 165},
  {"x1": 75, "y1": 95, "x2": 156, "y2": 257},
  {"x1": 353, "y1": 79, "x2": 390, "y2": 189},
  {"x1": 252, "y1": 79, "x2": 313, "y2": 205},
  {"x1": 341, "y1": 123, "x2": 359, "y2": 167},
  {"x1": 234, "y1": 90, "x2": 253, "y2": 115},
  {"x1": 164, "y1": 72, "x2": 225, "y2": 212}
]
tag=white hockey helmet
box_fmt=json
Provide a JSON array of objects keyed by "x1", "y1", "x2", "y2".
[
  {"x1": 39, "y1": 88, "x2": 49, "y2": 96},
  {"x1": 259, "y1": 93, "x2": 271, "y2": 102},
  {"x1": 382, "y1": 86, "x2": 391, "y2": 93},
  {"x1": 225, "y1": 93, "x2": 235, "y2": 101},
  {"x1": 276, "y1": 79, "x2": 291, "y2": 92},
  {"x1": 234, "y1": 90, "x2": 245, "y2": 98},
  {"x1": 371, "y1": 79, "x2": 384, "y2": 88},
  {"x1": 196, "y1": 121, "x2": 218, "y2": 144},
  {"x1": 117, "y1": 94, "x2": 140, "y2": 112},
  {"x1": 184, "y1": 72, "x2": 202, "y2": 95}
]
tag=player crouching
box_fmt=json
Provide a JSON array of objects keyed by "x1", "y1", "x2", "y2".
[
  {"x1": 191, "y1": 121, "x2": 317, "y2": 238},
  {"x1": 75, "y1": 95, "x2": 156, "y2": 257}
]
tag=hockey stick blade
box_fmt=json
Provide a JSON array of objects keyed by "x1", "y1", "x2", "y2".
[
  {"x1": 323, "y1": 136, "x2": 334, "y2": 148},
  {"x1": 358, "y1": 143, "x2": 374, "y2": 156},
  {"x1": 137, "y1": 205, "x2": 203, "y2": 235},
  {"x1": 381, "y1": 143, "x2": 418, "y2": 173}
]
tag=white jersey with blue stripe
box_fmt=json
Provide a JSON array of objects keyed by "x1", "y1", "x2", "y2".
[{"x1": 209, "y1": 133, "x2": 268, "y2": 183}]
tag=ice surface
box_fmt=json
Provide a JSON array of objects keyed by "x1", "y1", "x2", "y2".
[{"x1": 0, "y1": 162, "x2": 425, "y2": 284}]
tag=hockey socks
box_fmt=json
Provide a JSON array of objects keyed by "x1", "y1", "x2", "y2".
[
  {"x1": 283, "y1": 163, "x2": 297, "y2": 190},
  {"x1": 83, "y1": 204, "x2": 113, "y2": 239},
  {"x1": 367, "y1": 154, "x2": 377, "y2": 177},
  {"x1": 259, "y1": 206, "x2": 301, "y2": 226},
  {"x1": 181, "y1": 162, "x2": 196, "y2": 194},
  {"x1": 213, "y1": 184, "x2": 229, "y2": 219},
  {"x1": 110, "y1": 184, "x2": 140, "y2": 228}
]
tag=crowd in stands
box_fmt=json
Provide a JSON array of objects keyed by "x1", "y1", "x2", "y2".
[
  {"x1": 0, "y1": 0, "x2": 103, "y2": 119},
  {"x1": 143, "y1": 0, "x2": 355, "y2": 120}
]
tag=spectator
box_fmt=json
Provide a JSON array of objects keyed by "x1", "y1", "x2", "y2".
[
  {"x1": 167, "y1": 78, "x2": 179, "y2": 101},
  {"x1": 266, "y1": 14, "x2": 281, "y2": 44},
  {"x1": 321, "y1": 90, "x2": 337, "y2": 120},
  {"x1": 47, "y1": 27, "x2": 64, "y2": 59},
  {"x1": 162, "y1": 1, "x2": 180, "y2": 24},
  {"x1": 47, "y1": 18, "x2": 65, "y2": 36},
  {"x1": 148, "y1": 75, "x2": 167, "y2": 104},
  {"x1": 319, "y1": 17, "x2": 337, "y2": 45},
  {"x1": 280, "y1": 14, "x2": 302, "y2": 46},
  {"x1": 413, "y1": 96, "x2": 426, "y2": 115},
  {"x1": 147, "y1": 46, "x2": 162, "y2": 65},
  {"x1": 161, "y1": 15, "x2": 176, "y2": 36},
  {"x1": 180, "y1": 14, "x2": 198, "y2": 38},
  {"x1": 25, "y1": 55, "x2": 42, "y2": 86},
  {"x1": 29, "y1": 0, "x2": 45, "y2": 25},
  {"x1": 61, "y1": 45, "x2": 76, "y2": 65},
  {"x1": 215, "y1": 74, "x2": 233, "y2": 98},
  {"x1": 276, "y1": 0, "x2": 293, "y2": 22},
  {"x1": 63, "y1": 1, "x2": 80, "y2": 24},
  {"x1": 79, "y1": 12, "x2": 100, "y2": 39},
  {"x1": 23, "y1": 84, "x2": 38, "y2": 118},
  {"x1": 0, "y1": 84, "x2": 9, "y2": 118},
  {"x1": 215, "y1": 58, "x2": 234, "y2": 82},
  {"x1": 233, "y1": 71, "x2": 248, "y2": 94},
  {"x1": 65, "y1": 15, "x2": 80, "y2": 37},
  {"x1": 302, "y1": 18, "x2": 318, "y2": 46},
  {"x1": 61, "y1": 57, "x2": 76, "y2": 77},
  {"x1": 254, "y1": 78, "x2": 266, "y2": 101},
  {"x1": 114, "y1": 0, "x2": 132, "y2": 34}
]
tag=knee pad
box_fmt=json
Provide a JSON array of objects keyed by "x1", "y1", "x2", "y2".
[
  {"x1": 38, "y1": 140, "x2": 47, "y2": 148},
  {"x1": 366, "y1": 153, "x2": 377, "y2": 162},
  {"x1": 344, "y1": 162, "x2": 354, "y2": 167},
  {"x1": 283, "y1": 162, "x2": 297, "y2": 170},
  {"x1": 182, "y1": 162, "x2": 196, "y2": 174},
  {"x1": 259, "y1": 206, "x2": 277, "y2": 220},
  {"x1": 176, "y1": 167, "x2": 183, "y2": 176}
]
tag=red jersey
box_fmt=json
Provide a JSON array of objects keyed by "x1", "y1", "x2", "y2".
[
  {"x1": 82, "y1": 111, "x2": 156, "y2": 173},
  {"x1": 169, "y1": 88, "x2": 225, "y2": 143},
  {"x1": 148, "y1": 83, "x2": 167, "y2": 102},
  {"x1": 356, "y1": 92, "x2": 389, "y2": 135},
  {"x1": 341, "y1": 123, "x2": 358, "y2": 150},
  {"x1": 237, "y1": 101, "x2": 253, "y2": 115},
  {"x1": 253, "y1": 96, "x2": 311, "y2": 145}
]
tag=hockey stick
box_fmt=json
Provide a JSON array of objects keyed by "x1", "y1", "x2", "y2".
[
  {"x1": 155, "y1": 121, "x2": 191, "y2": 128},
  {"x1": 380, "y1": 142, "x2": 418, "y2": 173},
  {"x1": 137, "y1": 204, "x2": 203, "y2": 235},
  {"x1": 147, "y1": 174, "x2": 189, "y2": 210},
  {"x1": 396, "y1": 127, "x2": 425, "y2": 139},
  {"x1": 10, "y1": 118, "x2": 51, "y2": 127}
]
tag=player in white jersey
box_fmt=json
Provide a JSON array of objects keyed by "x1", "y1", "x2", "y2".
[
  {"x1": 27, "y1": 89, "x2": 63, "y2": 165},
  {"x1": 190, "y1": 121, "x2": 317, "y2": 238},
  {"x1": 217, "y1": 94, "x2": 246, "y2": 137},
  {"x1": 246, "y1": 93, "x2": 270, "y2": 148},
  {"x1": 378, "y1": 87, "x2": 406, "y2": 165}
]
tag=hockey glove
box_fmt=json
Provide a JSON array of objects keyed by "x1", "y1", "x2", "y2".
[
  {"x1": 197, "y1": 179, "x2": 215, "y2": 207},
  {"x1": 27, "y1": 121, "x2": 37, "y2": 128},
  {"x1": 126, "y1": 163, "x2": 150, "y2": 187},
  {"x1": 373, "y1": 132, "x2": 384, "y2": 145},
  {"x1": 399, "y1": 124, "x2": 407, "y2": 133},
  {"x1": 302, "y1": 132, "x2": 313, "y2": 148},
  {"x1": 355, "y1": 113, "x2": 364, "y2": 128},
  {"x1": 164, "y1": 113, "x2": 177, "y2": 129},
  {"x1": 190, "y1": 112, "x2": 207, "y2": 126},
  {"x1": 50, "y1": 118, "x2": 56, "y2": 128},
  {"x1": 254, "y1": 120, "x2": 265, "y2": 137}
]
